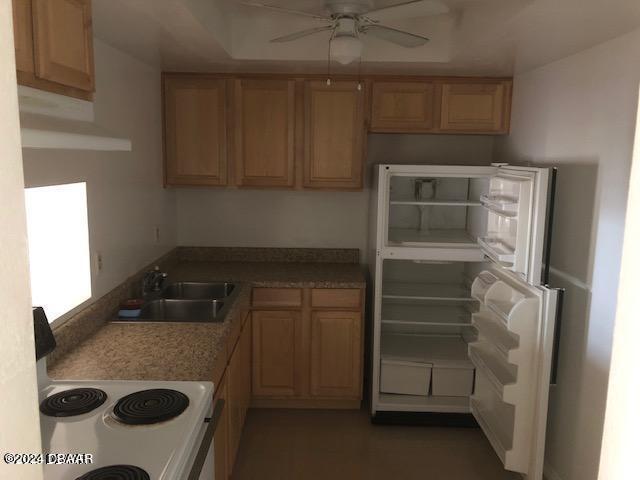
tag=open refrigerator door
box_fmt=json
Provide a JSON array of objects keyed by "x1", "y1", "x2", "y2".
[{"x1": 469, "y1": 268, "x2": 561, "y2": 478}]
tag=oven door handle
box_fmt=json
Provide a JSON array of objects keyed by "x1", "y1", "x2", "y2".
[{"x1": 187, "y1": 398, "x2": 225, "y2": 480}]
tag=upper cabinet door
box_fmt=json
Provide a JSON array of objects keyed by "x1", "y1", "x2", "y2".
[
  {"x1": 303, "y1": 80, "x2": 365, "y2": 190},
  {"x1": 32, "y1": 0, "x2": 94, "y2": 92},
  {"x1": 440, "y1": 81, "x2": 511, "y2": 134},
  {"x1": 164, "y1": 77, "x2": 228, "y2": 186},
  {"x1": 370, "y1": 82, "x2": 436, "y2": 132},
  {"x1": 12, "y1": 0, "x2": 35, "y2": 73},
  {"x1": 234, "y1": 79, "x2": 296, "y2": 187}
]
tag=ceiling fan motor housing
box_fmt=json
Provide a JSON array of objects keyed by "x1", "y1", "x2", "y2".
[
  {"x1": 327, "y1": 0, "x2": 372, "y2": 16},
  {"x1": 334, "y1": 17, "x2": 359, "y2": 38}
]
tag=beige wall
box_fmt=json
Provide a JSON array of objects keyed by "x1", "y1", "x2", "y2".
[
  {"x1": 0, "y1": 1, "x2": 43, "y2": 478},
  {"x1": 176, "y1": 135, "x2": 495, "y2": 260},
  {"x1": 495, "y1": 27, "x2": 640, "y2": 480},
  {"x1": 22, "y1": 40, "x2": 176, "y2": 315}
]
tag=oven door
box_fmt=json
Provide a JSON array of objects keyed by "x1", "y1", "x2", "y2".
[{"x1": 187, "y1": 398, "x2": 225, "y2": 480}]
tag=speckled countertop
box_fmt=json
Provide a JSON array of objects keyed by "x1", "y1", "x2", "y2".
[{"x1": 48, "y1": 261, "x2": 365, "y2": 382}]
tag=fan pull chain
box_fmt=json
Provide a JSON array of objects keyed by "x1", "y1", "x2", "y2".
[
  {"x1": 326, "y1": 28, "x2": 333, "y2": 86},
  {"x1": 357, "y1": 55, "x2": 363, "y2": 91}
]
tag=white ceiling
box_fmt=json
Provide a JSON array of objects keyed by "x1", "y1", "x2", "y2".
[{"x1": 92, "y1": 0, "x2": 640, "y2": 75}]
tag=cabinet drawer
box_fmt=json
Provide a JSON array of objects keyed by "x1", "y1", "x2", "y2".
[
  {"x1": 311, "y1": 289, "x2": 361, "y2": 309},
  {"x1": 252, "y1": 288, "x2": 302, "y2": 308}
]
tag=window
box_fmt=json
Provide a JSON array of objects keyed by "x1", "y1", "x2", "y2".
[{"x1": 25, "y1": 182, "x2": 91, "y2": 323}]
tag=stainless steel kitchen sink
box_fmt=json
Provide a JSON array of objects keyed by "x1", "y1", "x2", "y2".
[
  {"x1": 136, "y1": 299, "x2": 226, "y2": 323},
  {"x1": 113, "y1": 280, "x2": 241, "y2": 323},
  {"x1": 161, "y1": 282, "x2": 235, "y2": 300}
]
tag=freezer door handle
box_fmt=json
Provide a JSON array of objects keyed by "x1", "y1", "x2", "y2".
[
  {"x1": 187, "y1": 398, "x2": 225, "y2": 480},
  {"x1": 550, "y1": 288, "x2": 565, "y2": 386}
]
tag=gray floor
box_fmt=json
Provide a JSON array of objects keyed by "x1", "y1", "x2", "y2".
[{"x1": 232, "y1": 408, "x2": 519, "y2": 480}]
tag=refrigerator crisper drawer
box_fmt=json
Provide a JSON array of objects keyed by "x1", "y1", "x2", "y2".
[
  {"x1": 432, "y1": 365, "x2": 475, "y2": 397},
  {"x1": 380, "y1": 359, "x2": 432, "y2": 396}
]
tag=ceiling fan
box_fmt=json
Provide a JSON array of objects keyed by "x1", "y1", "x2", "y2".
[{"x1": 239, "y1": 0, "x2": 450, "y2": 65}]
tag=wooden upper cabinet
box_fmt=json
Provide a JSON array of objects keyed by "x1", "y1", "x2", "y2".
[
  {"x1": 31, "y1": 0, "x2": 94, "y2": 92},
  {"x1": 310, "y1": 311, "x2": 362, "y2": 398},
  {"x1": 303, "y1": 80, "x2": 365, "y2": 190},
  {"x1": 234, "y1": 79, "x2": 295, "y2": 187},
  {"x1": 440, "y1": 81, "x2": 511, "y2": 134},
  {"x1": 12, "y1": 0, "x2": 35, "y2": 73},
  {"x1": 163, "y1": 77, "x2": 228, "y2": 186},
  {"x1": 252, "y1": 310, "x2": 299, "y2": 397},
  {"x1": 370, "y1": 82, "x2": 436, "y2": 132}
]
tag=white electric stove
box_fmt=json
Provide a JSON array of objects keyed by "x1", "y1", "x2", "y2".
[{"x1": 34, "y1": 308, "x2": 220, "y2": 480}]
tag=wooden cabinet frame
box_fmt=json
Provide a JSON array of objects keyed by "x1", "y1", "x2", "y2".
[
  {"x1": 32, "y1": 0, "x2": 94, "y2": 92},
  {"x1": 303, "y1": 80, "x2": 365, "y2": 190},
  {"x1": 163, "y1": 76, "x2": 228, "y2": 186},
  {"x1": 439, "y1": 80, "x2": 512, "y2": 134},
  {"x1": 250, "y1": 287, "x2": 364, "y2": 409},
  {"x1": 161, "y1": 73, "x2": 513, "y2": 190},
  {"x1": 233, "y1": 79, "x2": 296, "y2": 188},
  {"x1": 370, "y1": 81, "x2": 437, "y2": 132},
  {"x1": 251, "y1": 310, "x2": 300, "y2": 397},
  {"x1": 12, "y1": 0, "x2": 95, "y2": 100},
  {"x1": 310, "y1": 310, "x2": 363, "y2": 398}
]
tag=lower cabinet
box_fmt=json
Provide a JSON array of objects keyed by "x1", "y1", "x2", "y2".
[
  {"x1": 227, "y1": 314, "x2": 252, "y2": 475},
  {"x1": 215, "y1": 289, "x2": 364, "y2": 477},
  {"x1": 310, "y1": 311, "x2": 362, "y2": 398},
  {"x1": 251, "y1": 310, "x2": 299, "y2": 397},
  {"x1": 238, "y1": 315, "x2": 252, "y2": 426},
  {"x1": 251, "y1": 288, "x2": 364, "y2": 407},
  {"x1": 213, "y1": 373, "x2": 229, "y2": 480},
  {"x1": 214, "y1": 312, "x2": 251, "y2": 480}
]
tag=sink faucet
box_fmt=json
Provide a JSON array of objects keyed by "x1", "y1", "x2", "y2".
[{"x1": 142, "y1": 266, "x2": 168, "y2": 297}]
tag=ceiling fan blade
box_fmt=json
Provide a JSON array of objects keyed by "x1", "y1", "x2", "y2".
[
  {"x1": 239, "y1": 2, "x2": 330, "y2": 20},
  {"x1": 366, "y1": 0, "x2": 449, "y2": 22},
  {"x1": 271, "y1": 25, "x2": 335, "y2": 43},
  {"x1": 360, "y1": 24, "x2": 429, "y2": 47}
]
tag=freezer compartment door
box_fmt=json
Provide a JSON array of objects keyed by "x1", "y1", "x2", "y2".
[
  {"x1": 469, "y1": 269, "x2": 559, "y2": 479},
  {"x1": 478, "y1": 166, "x2": 550, "y2": 283}
]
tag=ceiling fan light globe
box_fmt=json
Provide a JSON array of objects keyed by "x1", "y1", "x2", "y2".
[{"x1": 330, "y1": 35, "x2": 363, "y2": 65}]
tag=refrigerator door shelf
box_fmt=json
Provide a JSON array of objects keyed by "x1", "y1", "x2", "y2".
[
  {"x1": 480, "y1": 194, "x2": 519, "y2": 217},
  {"x1": 477, "y1": 237, "x2": 516, "y2": 264}
]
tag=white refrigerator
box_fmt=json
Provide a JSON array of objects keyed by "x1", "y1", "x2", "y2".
[{"x1": 368, "y1": 164, "x2": 562, "y2": 480}]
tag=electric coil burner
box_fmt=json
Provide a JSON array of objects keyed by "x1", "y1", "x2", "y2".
[
  {"x1": 113, "y1": 388, "x2": 189, "y2": 425},
  {"x1": 40, "y1": 388, "x2": 107, "y2": 417},
  {"x1": 75, "y1": 464, "x2": 150, "y2": 480},
  {"x1": 34, "y1": 308, "x2": 215, "y2": 480}
]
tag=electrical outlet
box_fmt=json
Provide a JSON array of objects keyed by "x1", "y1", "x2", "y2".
[
  {"x1": 94, "y1": 252, "x2": 103, "y2": 274},
  {"x1": 154, "y1": 226, "x2": 161, "y2": 243}
]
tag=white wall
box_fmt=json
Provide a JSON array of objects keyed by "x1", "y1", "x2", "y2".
[
  {"x1": 0, "y1": 1, "x2": 43, "y2": 478},
  {"x1": 597, "y1": 84, "x2": 640, "y2": 480},
  {"x1": 21, "y1": 40, "x2": 176, "y2": 313},
  {"x1": 495, "y1": 28, "x2": 640, "y2": 480},
  {"x1": 176, "y1": 135, "x2": 495, "y2": 260}
]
